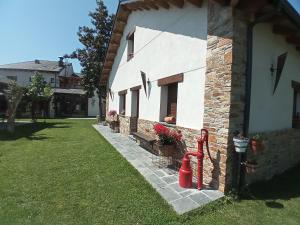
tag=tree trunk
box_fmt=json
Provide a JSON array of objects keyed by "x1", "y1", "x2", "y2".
[
  {"x1": 98, "y1": 94, "x2": 103, "y2": 121},
  {"x1": 31, "y1": 100, "x2": 37, "y2": 122},
  {"x1": 7, "y1": 114, "x2": 15, "y2": 133}
]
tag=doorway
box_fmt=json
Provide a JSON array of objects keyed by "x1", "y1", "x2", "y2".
[{"x1": 131, "y1": 89, "x2": 140, "y2": 132}]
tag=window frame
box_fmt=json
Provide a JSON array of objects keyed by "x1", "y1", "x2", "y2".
[
  {"x1": 158, "y1": 74, "x2": 184, "y2": 124},
  {"x1": 126, "y1": 28, "x2": 135, "y2": 61},
  {"x1": 118, "y1": 89, "x2": 127, "y2": 116}
]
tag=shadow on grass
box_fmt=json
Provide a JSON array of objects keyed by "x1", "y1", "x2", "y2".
[
  {"x1": 243, "y1": 163, "x2": 300, "y2": 209},
  {"x1": 0, "y1": 121, "x2": 72, "y2": 141}
]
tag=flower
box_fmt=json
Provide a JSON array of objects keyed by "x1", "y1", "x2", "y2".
[
  {"x1": 107, "y1": 110, "x2": 118, "y2": 122},
  {"x1": 154, "y1": 124, "x2": 182, "y2": 145},
  {"x1": 108, "y1": 110, "x2": 117, "y2": 117}
]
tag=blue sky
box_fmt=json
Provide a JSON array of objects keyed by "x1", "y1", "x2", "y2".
[
  {"x1": 0, "y1": 0, "x2": 299, "y2": 73},
  {"x1": 0, "y1": 0, "x2": 118, "y2": 72}
]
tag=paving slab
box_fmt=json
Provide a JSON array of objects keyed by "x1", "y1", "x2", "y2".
[{"x1": 93, "y1": 124, "x2": 224, "y2": 214}]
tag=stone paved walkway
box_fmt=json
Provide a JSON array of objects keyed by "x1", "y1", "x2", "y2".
[{"x1": 93, "y1": 124, "x2": 224, "y2": 214}]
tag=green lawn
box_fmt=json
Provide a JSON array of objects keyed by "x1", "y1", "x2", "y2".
[{"x1": 0, "y1": 119, "x2": 299, "y2": 225}]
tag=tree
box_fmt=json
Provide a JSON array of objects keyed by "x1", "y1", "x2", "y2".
[
  {"x1": 4, "y1": 81, "x2": 24, "y2": 133},
  {"x1": 26, "y1": 72, "x2": 53, "y2": 122},
  {"x1": 65, "y1": 0, "x2": 114, "y2": 118}
]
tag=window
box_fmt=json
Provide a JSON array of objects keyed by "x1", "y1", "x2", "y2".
[
  {"x1": 167, "y1": 83, "x2": 178, "y2": 119},
  {"x1": 292, "y1": 81, "x2": 300, "y2": 128},
  {"x1": 7, "y1": 76, "x2": 17, "y2": 81},
  {"x1": 51, "y1": 78, "x2": 55, "y2": 83},
  {"x1": 158, "y1": 74, "x2": 183, "y2": 124},
  {"x1": 118, "y1": 90, "x2": 127, "y2": 115},
  {"x1": 127, "y1": 28, "x2": 135, "y2": 61},
  {"x1": 29, "y1": 77, "x2": 32, "y2": 82}
]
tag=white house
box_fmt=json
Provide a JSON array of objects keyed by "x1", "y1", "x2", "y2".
[
  {"x1": 0, "y1": 59, "x2": 100, "y2": 117},
  {"x1": 0, "y1": 58, "x2": 72, "y2": 88},
  {"x1": 100, "y1": 0, "x2": 300, "y2": 193}
]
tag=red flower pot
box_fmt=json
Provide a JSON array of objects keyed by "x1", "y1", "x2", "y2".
[{"x1": 251, "y1": 139, "x2": 264, "y2": 154}]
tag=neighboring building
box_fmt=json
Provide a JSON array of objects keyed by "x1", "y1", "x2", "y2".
[
  {"x1": 0, "y1": 82, "x2": 7, "y2": 116},
  {"x1": 100, "y1": 0, "x2": 300, "y2": 192},
  {"x1": 0, "y1": 58, "x2": 100, "y2": 117},
  {"x1": 0, "y1": 58, "x2": 72, "y2": 88}
]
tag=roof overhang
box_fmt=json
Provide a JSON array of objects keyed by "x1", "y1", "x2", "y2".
[{"x1": 100, "y1": 0, "x2": 300, "y2": 86}]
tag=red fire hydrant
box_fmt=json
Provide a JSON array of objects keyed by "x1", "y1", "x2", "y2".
[{"x1": 179, "y1": 129, "x2": 212, "y2": 190}]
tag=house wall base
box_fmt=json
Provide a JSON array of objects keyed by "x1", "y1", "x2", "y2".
[
  {"x1": 119, "y1": 116, "x2": 131, "y2": 135},
  {"x1": 136, "y1": 118, "x2": 225, "y2": 191},
  {"x1": 119, "y1": 116, "x2": 138, "y2": 136},
  {"x1": 246, "y1": 129, "x2": 300, "y2": 184}
]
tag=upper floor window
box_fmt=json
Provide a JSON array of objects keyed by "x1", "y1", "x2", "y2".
[
  {"x1": 7, "y1": 76, "x2": 17, "y2": 81},
  {"x1": 127, "y1": 28, "x2": 135, "y2": 61},
  {"x1": 51, "y1": 78, "x2": 55, "y2": 83},
  {"x1": 292, "y1": 81, "x2": 300, "y2": 129}
]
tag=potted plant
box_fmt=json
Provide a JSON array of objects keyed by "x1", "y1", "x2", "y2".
[
  {"x1": 245, "y1": 161, "x2": 258, "y2": 174},
  {"x1": 164, "y1": 115, "x2": 176, "y2": 124},
  {"x1": 233, "y1": 134, "x2": 249, "y2": 153},
  {"x1": 250, "y1": 134, "x2": 264, "y2": 154},
  {"x1": 153, "y1": 124, "x2": 182, "y2": 157},
  {"x1": 107, "y1": 110, "x2": 119, "y2": 132}
]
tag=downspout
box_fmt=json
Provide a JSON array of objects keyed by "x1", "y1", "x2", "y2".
[
  {"x1": 243, "y1": 1, "x2": 283, "y2": 136},
  {"x1": 239, "y1": 1, "x2": 283, "y2": 192}
]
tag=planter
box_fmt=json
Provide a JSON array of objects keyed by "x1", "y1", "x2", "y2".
[
  {"x1": 109, "y1": 121, "x2": 118, "y2": 129},
  {"x1": 113, "y1": 126, "x2": 120, "y2": 133},
  {"x1": 251, "y1": 139, "x2": 264, "y2": 153},
  {"x1": 245, "y1": 161, "x2": 258, "y2": 174},
  {"x1": 164, "y1": 116, "x2": 176, "y2": 124},
  {"x1": 157, "y1": 143, "x2": 176, "y2": 157},
  {"x1": 233, "y1": 137, "x2": 249, "y2": 153}
]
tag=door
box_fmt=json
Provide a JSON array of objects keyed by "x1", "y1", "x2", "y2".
[{"x1": 130, "y1": 90, "x2": 139, "y2": 133}]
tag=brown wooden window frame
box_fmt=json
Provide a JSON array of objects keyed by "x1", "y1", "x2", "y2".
[
  {"x1": 118, "y1": 90, "x2": 127, "y2": 116},
  {"x1": 158, "y1": 74, "x2": 183, "y2": 124},
  {"x1": 130, "y1": 86, "x2": 141, "y2": 118},
  {"x1": 127, "y1": 28, "x2": 135, "y2": 61},
  {"x1": 167, "y1": 83, "x2": 178, "y2": 120},
  {"x1": 157, "y1": 73, "x2": 183, "y2": 87}
]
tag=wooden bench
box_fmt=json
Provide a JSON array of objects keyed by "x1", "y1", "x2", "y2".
[{"x1": 132, "y1": 132, "x2": 156, "y2": 153}]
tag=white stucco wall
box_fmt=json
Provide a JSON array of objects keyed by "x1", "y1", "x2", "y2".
[
  {"x1": 108, "y1": 2, "x2": 208, "y2": 130},
  {"x1": 249, "y1": 23, "x2": 300, "y2": 133},
  {"x1": 88, "y1": 96, "x2": 100, "y2": 117},
  {"x1": 0, "y1": 69, "x2": 59, "y2": 88}
]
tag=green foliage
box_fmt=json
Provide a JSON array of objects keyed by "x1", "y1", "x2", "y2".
[
  {"x1": 25, "y1": 72, "x2": 53, "y2": 120},
  {"x1": 252, "y1": 134, "x2": 263, "y2": 141},
  {"x1": 65, "y1": 0, "x2": 114, "y2": 99},
  {"x1": 26, "y1": 72, "x2": 52, "y2": 100},
  {"x1": 3, "y1": 81, "x2": 24, "y2": 133},
  {"x1": 4, "y1": 81, "x2": 24, "y2": 105}
]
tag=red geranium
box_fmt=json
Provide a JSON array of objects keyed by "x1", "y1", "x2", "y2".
[{"x1": 154, "y1": 124, "x2": 182, "y2": 145}]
